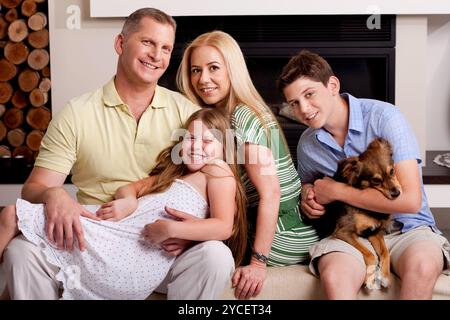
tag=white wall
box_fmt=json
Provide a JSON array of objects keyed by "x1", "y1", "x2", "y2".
[
  {"x1": 396, "y1": 16, "x2": 427, "y2": 161},
  {"x1": 50, "y1": 0, "x2": 121, "y2": 115},
  {"x1": 90, "y1": 0, "x2": 450, "y2": 16},
  {"x1": 426, "y1": 15, "x2": 450, "y2": 150}
]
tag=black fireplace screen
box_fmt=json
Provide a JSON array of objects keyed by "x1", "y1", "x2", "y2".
[
  {"x1": 160, "y1": 14, "x2": 395, "y2": 106},
  {"x1": 159, "y1": 15, "x2": 395, "y2": 167}
]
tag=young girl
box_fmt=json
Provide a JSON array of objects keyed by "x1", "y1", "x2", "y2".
[
  {"x1": 0, "y1": 108, "x2": 247, "y2": 300},
  {"x1": 177, "y1": 30, "x2": 319, "y2": 300}
]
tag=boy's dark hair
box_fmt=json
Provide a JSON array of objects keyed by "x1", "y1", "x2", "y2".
[
  {"x1": 277, "y1": 50, "x2": 334, "y2": 91},
  {"x1": 121, "y1": 8, "x2": 177, "y2": 37}
]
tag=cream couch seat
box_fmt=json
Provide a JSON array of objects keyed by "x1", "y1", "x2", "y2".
[
  {"x1": 220, "y1": 264, "x2": 450, "y2": 300},
  {"x1": 149, "y1": 264, "x2": 450, "y2": 300}
]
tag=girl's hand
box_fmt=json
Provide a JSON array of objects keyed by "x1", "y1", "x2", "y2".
[
  {"x1": 96, "y1": 198, "x2": 138, "y2": 221},
  {"x1": 142, "y1": 220, "x2": 173, "y2": 245}
]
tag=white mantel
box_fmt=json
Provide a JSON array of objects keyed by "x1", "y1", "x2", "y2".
[{"x1": 90, "y1": 0, "x2": 450, "y2": 17}]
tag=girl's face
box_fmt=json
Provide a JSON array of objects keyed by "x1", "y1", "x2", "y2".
[
  {"x1": 182, "y1": 120, "x2": 224, "y2": 172},
  {"x1": 189, "y1": 46, "x2": 231, "y2": 109}
]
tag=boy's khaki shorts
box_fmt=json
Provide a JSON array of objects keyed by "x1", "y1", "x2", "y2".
[{"x1": 309, "y1": 225, "x2": 450, "y2": 277}]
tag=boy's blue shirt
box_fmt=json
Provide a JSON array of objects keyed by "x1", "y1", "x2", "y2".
[{"x1": 297, "y1": 93, "x2": 438, "y2": 233}]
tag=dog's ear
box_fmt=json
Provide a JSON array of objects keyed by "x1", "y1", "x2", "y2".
[{"x1": 337, "y1": 157, "x2": 362, "y2": 185}]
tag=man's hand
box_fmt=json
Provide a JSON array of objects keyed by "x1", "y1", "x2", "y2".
[
  {"x1": 96, "y1": 198, "x2": 138, "y2": 221},
  {"x1": 232, "y1": 263, "x2": 266, "y2": 300},
  {"x1": 43, "y1": 187, "x2": 100, "y2": 251},
  {"x1": 300, "y1": 183, "x2": 326, "y2": 219}
]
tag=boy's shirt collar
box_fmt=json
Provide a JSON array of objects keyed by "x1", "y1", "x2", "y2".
[
  {"x1": 345, "y1": 93, "x2": 364, "y2": 134},
  {"x1": 315, "y1": 93, "x2": 363, "y2": 152}
]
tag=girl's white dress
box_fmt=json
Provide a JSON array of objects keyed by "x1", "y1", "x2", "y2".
[{"x1": 15, "y1": 179, "x2": 209, "y2": 300}]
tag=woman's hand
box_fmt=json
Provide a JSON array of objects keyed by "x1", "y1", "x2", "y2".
[
  {"x1": 142, "y1": 220, "x2": 173, "y2": 245},
  {"x1": 96, "y1": 197, "x2": 138, "y2": 221},
  {"x1": 231, "y1": 261, "x2": 266, "y2": 300}
]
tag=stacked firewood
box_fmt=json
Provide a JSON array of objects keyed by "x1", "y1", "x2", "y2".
[{"x1": 0, "y1": 0, "x2": 50, "y2": 163}]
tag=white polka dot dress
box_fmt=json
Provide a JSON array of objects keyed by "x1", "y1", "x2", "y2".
[{"x1": 15, "y1": 179, "x2": 209, "y2": 300}]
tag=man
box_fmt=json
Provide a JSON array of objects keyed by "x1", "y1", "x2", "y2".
[
  {"x1": 278, "y1": 50, "x2": 450, "y2": 299},
  {"x1": 1, "y1": 8, "x2": 234, "y2": 300}
]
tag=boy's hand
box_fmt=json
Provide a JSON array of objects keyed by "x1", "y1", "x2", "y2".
[
  {"x1": 301, "y1": 184, "x2": 325, "y2": 219},
  {"x1": 313, "y1": 177, "x2": 342, "y2": 205},
  {"x1": 96, "y1": 198, "x2": 138, "y2": 221}
]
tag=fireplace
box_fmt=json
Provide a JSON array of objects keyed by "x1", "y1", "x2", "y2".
[{"x1": 160, "y1": 14, "x2": 396, "y2": 166}]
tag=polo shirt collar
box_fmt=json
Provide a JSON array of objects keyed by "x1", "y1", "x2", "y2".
[
  {"x1": 102, "y1": 77, "x2": 124, "y2": 107},
  {"x1": 102, "y1": 77, "x2": 167, "y2": 109},
  {"x1": 149, "y1": 85, "x2": 167, "y2": 109}
]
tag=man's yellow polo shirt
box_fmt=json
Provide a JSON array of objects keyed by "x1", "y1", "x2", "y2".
[{"x1": 35, "y1": 78, "x2": 200, "y2": 204}]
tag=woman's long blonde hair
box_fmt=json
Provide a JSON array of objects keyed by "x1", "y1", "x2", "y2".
[
  {"x1": 139, "y1": 108, "x2": 248, "y2": 266},
  {"x1": 176, "y1": 30, "x2": 276, "y2": 125}
]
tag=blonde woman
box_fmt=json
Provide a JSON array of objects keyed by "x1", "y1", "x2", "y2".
[{"x1": 177, "y1": 31, "x2": 319, "y2": 299}]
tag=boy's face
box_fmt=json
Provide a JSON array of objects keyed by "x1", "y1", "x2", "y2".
[{"x1": 283, "y1": 76, "x2": 339, "y2": 129}]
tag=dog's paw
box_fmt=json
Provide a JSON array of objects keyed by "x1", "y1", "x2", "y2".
[
  {"x1": 379, "y1": 272, "x2": 390, "y2": 288},
  {"x1": 364, "y1": 265, "x2": 382, "y2": 290},
  {"x1": 379, "y1": 276, "x2": 390, "y2": 288}
]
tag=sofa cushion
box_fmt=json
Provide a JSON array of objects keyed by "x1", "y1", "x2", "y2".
[
  {"x1": 219, "y1": 264, "x2": 450, "y2": 300},
  {"x1": 149, "y1": 264, "x2": 450, "y2": 300}
]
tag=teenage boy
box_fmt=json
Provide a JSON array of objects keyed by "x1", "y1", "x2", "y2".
[{"x1": 278, "y1": 50, "x2": 450, "y2": 299}]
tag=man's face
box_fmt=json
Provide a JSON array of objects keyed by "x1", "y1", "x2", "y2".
[
  {"x1": 115, "y1": 17, "x2": 175, "y2": 86},
  {"x1": 282, "y1": 76, "x2": 338, "y2": 129}
]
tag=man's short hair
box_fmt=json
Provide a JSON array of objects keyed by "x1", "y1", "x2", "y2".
[
  {"x1": 278, "y1": 50, "x2": 334, "y2": 91},
  {"x1": 121, "y1": 8, "x2": 177, "y2": 37}
]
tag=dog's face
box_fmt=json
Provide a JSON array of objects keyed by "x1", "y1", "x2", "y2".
[{"x1": 337, "y1": 138, "x2": 402, "y2": 200}]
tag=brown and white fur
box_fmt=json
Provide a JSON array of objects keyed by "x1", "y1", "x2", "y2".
[{"x1": 314, "y1": 138, "x2": 401, "y2": 290}]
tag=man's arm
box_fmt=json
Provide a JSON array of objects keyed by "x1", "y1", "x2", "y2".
[
  {"x1": 313, "y1": 159, "x2": 422, "y2": 214},
  {"x1": 22, "y1": 167, "x2": 68, "y2": 202},
  {"x1": 22, "y1": 167, "x2": 99, "y2": 251}
]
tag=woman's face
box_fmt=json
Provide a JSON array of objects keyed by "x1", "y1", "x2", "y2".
[{"x1": 189, "y1": 46, "x2": 231, "y2": 109}]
